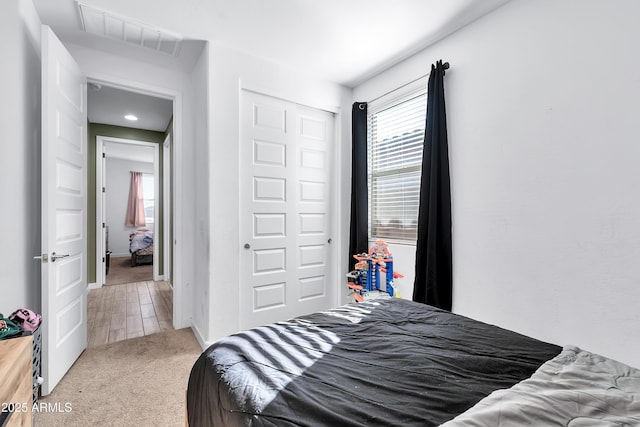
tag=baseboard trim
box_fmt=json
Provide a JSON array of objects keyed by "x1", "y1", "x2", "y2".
[
  {"x1": 110, "y1": 253, "x2": 130, "y2": 258},
  {"x1": 190, "y1": 321, "x2": 212, "y2": 351}
]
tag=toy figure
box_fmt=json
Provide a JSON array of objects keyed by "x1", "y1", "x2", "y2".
[{"x1": 346, "y1": 240, "x2": 404, "y2": 302}]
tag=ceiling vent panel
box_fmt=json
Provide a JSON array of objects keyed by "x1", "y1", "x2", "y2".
[
  {"x1": 77, "y1": 1, "x2": 182, "y2": 56},
  {"x1": 105, "y1": 15, "x2": 124, "y2": 38},
  {"x1": 124, "y1": 22, "x2": 144, "y2": 45}
]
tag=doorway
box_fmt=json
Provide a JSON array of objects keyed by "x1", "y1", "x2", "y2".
[
  {"x1": 97, "y1": 137, "x2": 160, "y2": 286},
  {"x1": 87, "y1": 83, "x2": 175, "y2": 347},
  {"x1": 38, "y1": 24, "x2": 196, "y2": 395}
]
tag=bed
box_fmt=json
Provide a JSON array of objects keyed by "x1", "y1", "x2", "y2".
[
  {"x1": 186, "y1": 298, "x2": 640, "y2": 426},
  {"x1": 129, "y1": 229, "x2": 153, "y2": 267}
]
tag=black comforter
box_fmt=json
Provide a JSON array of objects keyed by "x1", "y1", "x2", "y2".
[{"x1": 187, "y1": 299, "x2": 561, "y2": 426}]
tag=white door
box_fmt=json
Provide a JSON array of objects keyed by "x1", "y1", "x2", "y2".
[
  {"x1": 97, "y1": 144, "x2": 107, "y2": 287},
  {"x1": 162, "y1": 134, "x2": 172, "y2": 282},
  {"x1": 240, "y1": 90, "x2": 335, "y2": 329},
  {"x1": 40, "y1": 26, "x2": 88, "y2": 396}
]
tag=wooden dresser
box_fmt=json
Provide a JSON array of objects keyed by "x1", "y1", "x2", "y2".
[{"x1": 0, "y1": 336, "x2": 33, "y2": 427}]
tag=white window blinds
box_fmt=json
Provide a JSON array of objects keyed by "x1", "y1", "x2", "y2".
[{"x1": 368, "y1": 87, "x2": 427, "y2": 242}]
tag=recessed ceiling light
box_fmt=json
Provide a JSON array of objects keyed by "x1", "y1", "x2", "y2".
[{"x1": 124, "y1": 114, "x2": 138, "y2": 121}]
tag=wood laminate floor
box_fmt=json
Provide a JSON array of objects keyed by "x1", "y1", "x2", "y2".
[{"x1": 87, "y1": 281, "x2": 173, "y2": 348}]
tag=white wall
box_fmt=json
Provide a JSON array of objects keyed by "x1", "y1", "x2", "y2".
[
  {"x1": 67, "y1": 42, "x2": 200, "y2": 328},
  {"x1": 189, "y1": 43, "x2": 210, "y2": 343},
  {"x1": 0, "y1": 0, "x2": 42, "y2": 315},
  {"x1": 354, "y1": 0, "x2": 640, "y2": 368},
  {"x1": 202, "y1": 43, "x2": 351, "y2": 345},
  {"x1": 105, "y1": 158, "x2": 154, "y2": 256}
]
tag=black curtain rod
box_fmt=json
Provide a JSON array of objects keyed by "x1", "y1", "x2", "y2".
[{"x1": 365, "y1": 60, "x2": 450, "y2": 106}]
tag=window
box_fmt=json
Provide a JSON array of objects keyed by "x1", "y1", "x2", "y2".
[
  {"x1": 368, "y1": 82, "x2": 427, "y2": 242},
  {"x1": 142, "y1": 173, "x2": 155, "y2": 224}
]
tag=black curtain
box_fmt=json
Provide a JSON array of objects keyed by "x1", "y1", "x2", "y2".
[
  {"x1": 413, "y1": 60, "x2": 452, "y2": 311},
  {"x1": 348, "y1": 102, "x2": 368, "y2": 271}
]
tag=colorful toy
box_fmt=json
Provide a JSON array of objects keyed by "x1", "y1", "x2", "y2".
[{"x1": 346, "y1": 240, "x2": 404, "y2": 302}]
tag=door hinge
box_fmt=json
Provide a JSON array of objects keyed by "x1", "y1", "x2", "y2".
[
  {"x1": 102, "y1": 257, "x2": 105, "y2": 262},
  {"x1": 102, "y1": 152, "x2": 106, "y2": 158},
  {"x1": 102, "y1": 222, "x2": 105, "y2": 228},
  {"x1": 102, "y1": 186, "x2": 106, "y2": 193}
]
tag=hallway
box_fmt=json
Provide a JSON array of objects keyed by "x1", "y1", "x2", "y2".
[{"x1": 87, "y1": 281, "x2": 173, "y2": 347}]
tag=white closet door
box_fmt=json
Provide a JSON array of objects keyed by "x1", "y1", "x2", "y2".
[{"x1": 239, "y1": 90, "x2": 334, "y2": 330}]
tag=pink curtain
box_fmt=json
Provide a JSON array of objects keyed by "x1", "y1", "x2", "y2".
[{"x1": 125, "y1": 171, "x2": 146, "y2": 227}]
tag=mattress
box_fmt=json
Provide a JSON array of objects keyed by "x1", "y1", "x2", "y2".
[
  {"x1": 129, "y1": 229, "x2": 153, "y2": 253},
  {"x1": 187, "y1": 298, "x2": 561, "y2": 426}
]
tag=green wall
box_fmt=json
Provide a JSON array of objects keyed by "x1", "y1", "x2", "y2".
[{"x1": 88, "y1": 123, "x2": 166, "y2": 284}]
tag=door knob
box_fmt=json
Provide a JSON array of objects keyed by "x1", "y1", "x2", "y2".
[
  {"x1": 51, "y1": 252, "x2": 70, "y2": 262},
  {"x1": 33, "y1": 254, "x2": 49, "y2": 262},
  {"x1": 244, "y1": 243, "x2": 251, "y2": 249}
]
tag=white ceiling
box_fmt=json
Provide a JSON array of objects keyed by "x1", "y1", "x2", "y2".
[
  {"x1": 33, "y1": 0, "x2": 512, "y2": 87},
  {"x1": 33, "y1": 0, "x2": 512, "y2": 129},
  {"x1": 88, "y1": 84, "x2": 173, "y2": 132}
]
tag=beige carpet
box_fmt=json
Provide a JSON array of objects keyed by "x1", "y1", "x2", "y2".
[
  {"x1": 106, "y1": 256, "x2": 153, "y2": 286},
  {"x1": 35, "y1": 328, "x2": 202, "y2": 427}
]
